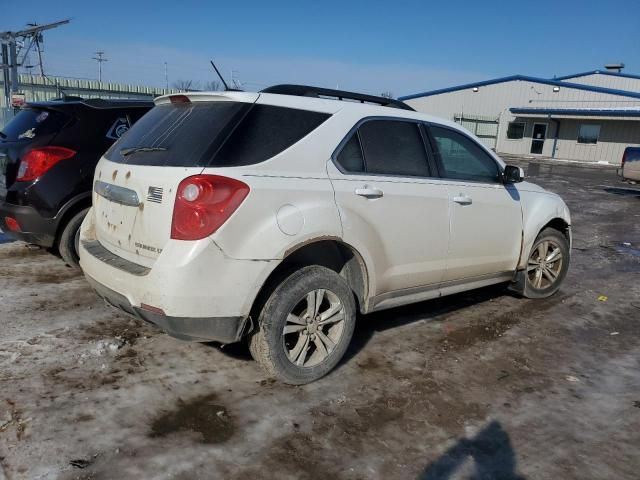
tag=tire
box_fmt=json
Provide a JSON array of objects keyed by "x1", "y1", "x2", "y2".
[
  {"x1": 57, "y1": 208, "x2": 89, "y2": 268},
  {"x1": 249, "y1": 265, "x2": 356, "y2": 385},
  {"x1": 523, "y1": 227, "x2": 570, "y2": 299}
]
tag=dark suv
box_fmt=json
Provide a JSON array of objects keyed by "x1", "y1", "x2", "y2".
[{"x1": 0, "y1": 98, "x2": 152, "y2": 265}]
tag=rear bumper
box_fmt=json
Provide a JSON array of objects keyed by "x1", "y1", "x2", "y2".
[
  {"x1": 85, "y1": 274, "x2": 247, "y2": 343},
  {"x1": 0, "y1": 201, "x2": 57, "y2": 247},
  {"x1": 79, "y1": 208, "x2": 279, "y2": 342}
]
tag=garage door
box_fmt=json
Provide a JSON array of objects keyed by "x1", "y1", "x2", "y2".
[{"x1": 453, "y1": 113, "x2": 499, "y2": 150}]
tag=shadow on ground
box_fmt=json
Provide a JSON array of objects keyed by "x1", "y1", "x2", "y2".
[
  {"x1": 419, "y1": 420, "x2": 524, "y2": 480},
  {"x1": 343, "y1": 283, "x2": 511, "y2": 363},
  {"x1": 602, "y1": 186, "x2": 640, "y2": 199}
]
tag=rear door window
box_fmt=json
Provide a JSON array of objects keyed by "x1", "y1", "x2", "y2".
[
  {"x1": 336, "y1": 134, "x2": 365, "y2": 173},
  {"x1": 335, "y1": 119, "x2": 431, "y2": 177},
  {"x1": 0, "y1": 108, "x2": 69, "y2": 141}
]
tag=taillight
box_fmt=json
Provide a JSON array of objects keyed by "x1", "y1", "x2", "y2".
[
  {"x1": 171, "y1": 175, "x2": 250, "y2": 241},
  {"x1": 17, "y1": 146, "x2": 76, "y2": 182},
  {"x1": 4, "y1": 217, "x2": 21, "y2": 232}
]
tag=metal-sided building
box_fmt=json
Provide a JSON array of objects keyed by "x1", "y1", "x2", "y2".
[{"x1": 399, "y1": 69, "x2": 640, "y2": 164}]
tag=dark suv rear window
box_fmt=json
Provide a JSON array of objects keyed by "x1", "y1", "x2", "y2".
[
  {"x1": 105, "y1": 101, "x2": 330, "y2": 167},
  {"x1": 0, "y1": 108, "x2": 69, "y2": 141}
]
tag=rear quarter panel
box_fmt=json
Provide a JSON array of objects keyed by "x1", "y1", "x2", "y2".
[{"x1": 209, "y1": 170, "x2": 343, "y2": 260}]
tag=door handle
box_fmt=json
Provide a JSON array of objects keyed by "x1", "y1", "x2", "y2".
[
  {"x1": 453, "y1": 194, "x2": 473, "y2": 205},
  {"x1": 355, "y1": 187, "x2": 384, "y2": 199}
]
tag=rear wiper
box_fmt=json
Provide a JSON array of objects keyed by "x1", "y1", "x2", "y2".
[{"x1": 120, "y1": 146, "x2": 167, "y2": 157}]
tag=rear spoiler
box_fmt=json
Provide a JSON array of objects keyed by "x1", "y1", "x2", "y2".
[{"x1": 154, "y1": 92, "x2": 260, "y2": 105}]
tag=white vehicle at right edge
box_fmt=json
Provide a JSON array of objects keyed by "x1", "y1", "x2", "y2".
[{"x1": 79, "y1": 85, "x2": 571, "y2": 384}]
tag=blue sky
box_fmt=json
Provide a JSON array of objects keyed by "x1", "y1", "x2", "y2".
[{"x1": 3, "y1": 0, "x2": 639, "y2": 96}]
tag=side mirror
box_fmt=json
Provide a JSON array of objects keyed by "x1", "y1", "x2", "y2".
[{"x1": 503, "y1": 165, "x2": 524, "y2": 183}]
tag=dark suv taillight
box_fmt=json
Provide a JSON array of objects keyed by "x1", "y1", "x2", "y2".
[
  {"x1": 171, "y1": 175, "x2": 250, "y2": 241},
  {"x1": 16, "y1": 146, "x2": 76, "y2": 182}
]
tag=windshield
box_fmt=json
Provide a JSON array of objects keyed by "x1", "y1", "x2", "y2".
[{"x1": 0, "y1": 108, "x2": 70, "y2": 141}]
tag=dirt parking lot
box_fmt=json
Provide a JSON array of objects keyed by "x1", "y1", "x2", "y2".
[{"x1": 1, "y1": 159, "x2": 639, "y2": 480}]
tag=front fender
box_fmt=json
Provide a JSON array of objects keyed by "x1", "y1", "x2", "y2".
[{"x1": 518, "y1": 189, "x2": 571, "y2": 270}]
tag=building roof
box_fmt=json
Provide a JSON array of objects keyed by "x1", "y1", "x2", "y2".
[
  {"x1": 510, "y1": 106, "x2": 640, "y2": 118},
  {"x1": 399, "y1": 74, "x2": 640, "y2": 101},
  {"x1": 553, "y1": 70, "x2": 640, "y2": 81}
]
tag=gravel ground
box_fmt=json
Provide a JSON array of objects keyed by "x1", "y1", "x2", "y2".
[{"x1": 0, "y1": 159, "x2": 639, "y2": 480}]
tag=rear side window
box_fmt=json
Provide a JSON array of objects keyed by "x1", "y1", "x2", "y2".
[
  {"x1": 335, "y1": 119, "x2": 430, "y2": 177},
  {"x1": 429, "y1": 126, "x2": 499, "y2": 183},
  {"x1": 213, "y1": 105, "x2": 330, "y2": 167},
  {"x1": 0, "y1": 108, "x2": 69, "y2": 141}
]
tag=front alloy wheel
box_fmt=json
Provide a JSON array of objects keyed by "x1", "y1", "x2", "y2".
[
  {"x1": 523, "y1": 228, "x2": 570, "y2": 298},
  {"x1": 527, "y1": 239, "x2": 563, "y2": 289}
]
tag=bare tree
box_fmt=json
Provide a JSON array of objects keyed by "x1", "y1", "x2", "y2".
[
  {"x1": 172, "y1": 79, "x2": 197, "y2": 91},
  {"x1": 204, "y1": 80, "x2": 223, "y2": 91}
]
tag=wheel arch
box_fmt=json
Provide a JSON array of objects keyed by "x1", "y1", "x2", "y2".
[
  {"x1": 53, "y1": 193, "x2": 92, "y2": 250},
  {"x1": 249, "y1": 239, "x2": 371, "y2": 324},
  {"x1": 541, "y1": 217, "x2": 571, "y2": 242},
  {"x1": 517, "y1": 214, "x2": 571, "y2": 272}
]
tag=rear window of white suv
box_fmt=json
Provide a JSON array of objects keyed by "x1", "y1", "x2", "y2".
[{"x1": 105, "y1": 101, "x2": 330, "y2": 167}]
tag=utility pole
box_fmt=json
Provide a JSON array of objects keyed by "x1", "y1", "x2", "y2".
[
  {"x1": 230, "y1": 69, "x2": 241, "y2": 89},
  {"x1": 34, "y1": 32, "x2": 45, "y2": 76},
  {"x1": 164, "y1": 61, "x2": 168, "y2": 89},
  {"x1": 92, "y1": 51, "x2": 108, "y2": 83},
  {"x1": 1, "y1": 43, "x2": 9, "y2": 107}
]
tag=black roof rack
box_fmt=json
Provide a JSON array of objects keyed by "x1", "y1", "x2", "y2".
[{"x1": 261, "y1": 84, "x2": 415, "y2": 111}]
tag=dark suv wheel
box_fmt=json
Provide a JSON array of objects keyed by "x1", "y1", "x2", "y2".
[
  {"x1": 57, "y1": 208, "x2": 89, "y2": 268},
  {"x1": 249, "y1": 265, "x2": 356, "y2": 384}
]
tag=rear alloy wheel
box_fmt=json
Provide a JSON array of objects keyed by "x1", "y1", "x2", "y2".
[
  {"x1": 249, "y1": 266, "x2": 356, "y2": 384},
  {"x1": 523, "y1": 228, "x2": 569, "y2": 298},
  {"x1": 283, "y1": 288, "x2": 346, "y2": 368}
]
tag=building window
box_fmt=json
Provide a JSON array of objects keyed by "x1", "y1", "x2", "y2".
[
  {"x1": 506, "y1": 122, "x2": 525, "y2": 139},
  {"x1": 577, "y1": 124, "x2": 601, "y2": 144}
]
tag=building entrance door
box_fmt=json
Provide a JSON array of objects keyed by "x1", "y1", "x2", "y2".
[{"x1": 530, "y1": 123, "x2": 547, "y2": 154}]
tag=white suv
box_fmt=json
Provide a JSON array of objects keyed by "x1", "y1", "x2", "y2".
[{"x1": 79, "y1": 85, "x2": 571, "y2": 384}]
